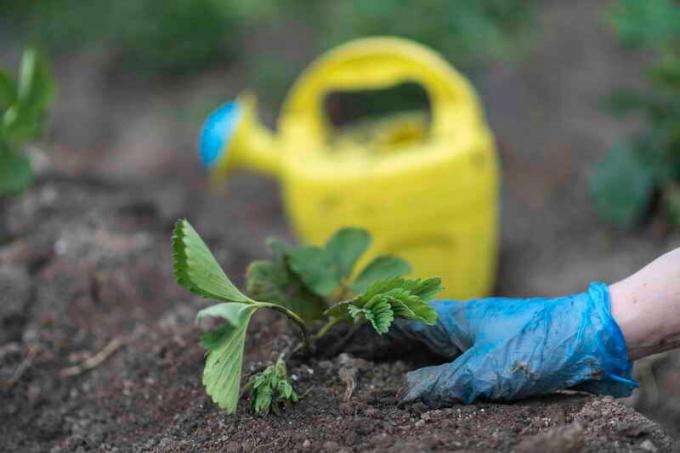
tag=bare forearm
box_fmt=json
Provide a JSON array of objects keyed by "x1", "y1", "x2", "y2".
[{"x1": 610, "y1": 247, "x2": 680, "y2": 361}]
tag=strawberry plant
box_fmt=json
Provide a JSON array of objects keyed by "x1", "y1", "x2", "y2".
[
  {"x1": 172, "y1": 219, "x2": 442, "y2": 414},
  {"x1": 0, "y1": 48, "x2": 54, "y2": 197}
]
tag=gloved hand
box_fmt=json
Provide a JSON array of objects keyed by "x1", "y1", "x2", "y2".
[{"x1": 391, "y1": 282, "x2": 638, "y2": 406}]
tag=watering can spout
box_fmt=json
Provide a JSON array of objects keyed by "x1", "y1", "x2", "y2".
[{"x1": 199, "y1": 92, "x2": 279, "y2": 181}]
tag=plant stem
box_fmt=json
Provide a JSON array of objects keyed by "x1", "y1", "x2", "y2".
[
  {"x1": 313, "y1": 317, "x2": 342, "y2": 340},
  {"x1": 255, "y1": 302, "x2": 312, "y2": 352}
]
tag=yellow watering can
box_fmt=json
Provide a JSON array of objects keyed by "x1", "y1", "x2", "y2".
[{"x1": 199, "y1": 37, "x2": 498, "y2": 299}]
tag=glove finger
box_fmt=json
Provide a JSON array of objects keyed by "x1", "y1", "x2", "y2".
[
  {"x1": 390, "y1": 300, "x2": 473, "y2": 359},
  {"x1": 400, "y1": 348, "x2": 478, "y2": 406}
]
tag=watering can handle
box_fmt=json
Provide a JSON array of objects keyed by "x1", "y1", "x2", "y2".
[{"x1": 279, "y1": 37, "x2": 485, "y2": 145}]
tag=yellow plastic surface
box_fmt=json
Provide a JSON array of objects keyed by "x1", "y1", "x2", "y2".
[{"x1": 215, "y1": 37, "x2": 498, "y2": 299}]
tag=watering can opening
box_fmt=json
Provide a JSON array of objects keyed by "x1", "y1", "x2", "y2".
[{"x1": 323, "y1": 81, "x2": 433, "y2": 157}]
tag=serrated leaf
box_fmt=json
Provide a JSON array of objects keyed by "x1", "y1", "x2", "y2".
[
  {"x1": 362, "y1": 277, "x2": 443, "y2": 302},
  {"x1": 325, "y1": 227, "x2": 371, "y2": 278},
  {"x1": 0, "y1": 145, "x2": 33, "y2": 196},
  {"x1": 351, "y1": 256, "x2": 411, "y2": 294},
  {"x1": 199, "y1": 302, "x2": 258, "y2": 414},
  {"x1": 391, "y1": 296, "x2": 439, "y2": 325},
  {"x1": 288, "y1": 245, "x2": 342, "y2": 296},
  {"x1": 246, "y1": 257, "x2": 325, "y2": 321},
  {"x1": 590, "y1": 146, "x2": 655, "y2": 228},
  {"x1": 348, "y1": 298, "x2": 394, "y2": 334},
  {"x1": 172, "y1": 219, "x2": 253, "y2": 303},
  {"x1": 327, "y1": 277, "x2": 441, "y2": 332},
  {"x1": 405, "y1": 277, "x2": 444, "y2": 301},
  {"x1": 254, "y1": 387, "x2": 272, "y2": 413}
]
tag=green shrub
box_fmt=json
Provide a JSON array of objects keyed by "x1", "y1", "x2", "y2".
[
  {"x1": 0, "y1": 48, "x2": 54, "y2": 196},
  {"x1": 591, "y1": 0, "x2": 680, "y2": 228},
  {"x1": 2, "y1": 1, "x2": 537, "y2": 84}
]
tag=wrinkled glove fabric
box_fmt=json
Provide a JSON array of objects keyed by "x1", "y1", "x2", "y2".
[{"x1": 393, "y1": 282, "x2": 638, "y2": 406}]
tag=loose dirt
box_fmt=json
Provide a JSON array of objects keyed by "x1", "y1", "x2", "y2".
[{"x1": 1, "y1": 175, "x2": 678, "y2": 452}]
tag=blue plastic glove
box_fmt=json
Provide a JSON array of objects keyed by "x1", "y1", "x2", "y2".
[{"x1": 393, "y1": 282, "x2": 638, "y2": 406}]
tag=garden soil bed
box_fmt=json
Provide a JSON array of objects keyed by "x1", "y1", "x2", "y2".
[{"x1": 1, "y1": 174, "x2": 678, "y2": 452}]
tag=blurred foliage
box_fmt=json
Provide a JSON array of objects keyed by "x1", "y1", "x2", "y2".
[
  {"x1": 0, "y1": 48, "x2": 55, "y2": 196},
  {"x1": 591, "y1": 0, "x2": 680, "y2": 229},
  {"x1": 0, "y1": 0, "x2": 245, "y2": 76},
  {"x1": 245, "y1": 0, "x2": 538, "y2": 106},
  {"x1": 312, "y1": 0, "x2": 537, "y2": 66},
  {"x1": 2, "y1": 1, "x2": 537, "y2": 96}
]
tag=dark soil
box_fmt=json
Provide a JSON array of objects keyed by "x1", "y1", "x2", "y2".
[{"x1": 1, "y1": 175, "x2": 678, "y2": 452}]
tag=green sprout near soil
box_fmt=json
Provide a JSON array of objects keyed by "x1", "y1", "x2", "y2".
[
  {"x1": 0, "y1": 48, "x2": 54, "y2": 196},
  {"x1": 172, "y1": 219, "x2": 442, "y2": 415},
  {"x1": 243, "y1": 356, "x2": 299, "y2": 415}
]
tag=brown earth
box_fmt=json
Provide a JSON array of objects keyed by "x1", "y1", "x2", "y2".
[
  {"x1": 2, "y1": 2, "x2": 680, "y2": 449},
  {"x1": 1, "y1": 174, "x2": 678, "y2": 452}
]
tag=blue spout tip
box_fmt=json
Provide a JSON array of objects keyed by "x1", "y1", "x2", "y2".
[{"x1": 199, "y1": 100, "x2": 243, "y2": 170}]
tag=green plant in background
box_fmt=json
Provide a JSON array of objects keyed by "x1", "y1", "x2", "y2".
[
  {"x1": 1, "y1": 1, "x2": 537, "y2": 101},
  {"x1": 0, "y1": 48, "x2": 54, "y2": 196},
  {"x1": 245, "y1": 0, "x2": 538, "y2": 107},
  {"x1": 592, "y1": 0, "x2": 680, "y2": 228},
  {"x1": 172, "y1": 219, "x2": 441, "y2": 414},
  {"x1": 313, "y1": 0, "x2": 536, "y2": 67},
  {"x1": 0, "y1": 0, "x2": 251, "y2": 76}
]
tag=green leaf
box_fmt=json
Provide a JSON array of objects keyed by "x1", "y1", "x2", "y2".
[
  {"x1": 198, "y1": 302, "x2": 258, "y2": 414},
  {"x1": 17, "y1": 48, "x2": 54, "y2": 118},
  {"x1": 602, "y1": 89, "x2": 648, "y2": 118},
  {"x1": 323, "y1": 299, "x2": 355, "y2": 319},
  {"x1": 2, "y1": 48, "x2": 55, "y2": 143},
  {"x1": 608, "y1": 0, "x2": 680, "y2": 49},
  {"x1": 288, "y1": 245, "x2": 342, "y2": 297},
  {"x1": 325, "y1": 227, "x2": 371, "y2": 278},
  {"x1": 0, "y1": 145, "x2": 33, "y2": 196},
  {"x1": 348, "y1": 298, "x2": 394, "y2": 334},
  {"x1": 351, "y1": 256, "x2": 411, "y2": 294},
  {"x1": 172, "y1": 219, "x2": 253, "y2": 303},
  {"x1": 288, "y1": 227, "x2": 372, "y2": 297},
  {"x1": 649, "y1": 58, "x2": 680, "y2": 90},
  {"x1": 590, "y1": 146, "x2": 656, "y2": 228},
  {"x1": 0, "y1": 69, "x2": 16, "y2": 108},
  {"x1": 325, "y1": 277, "x2": 442, "y2": 333},
  {"x1": 243, "y1": 356, "x2": 298, "y2": 415},
  {"x1": 362, "y1": 277, "x2": 443, "y2": 302},
  {"x1": 246, "y1": 258, "x2": 325, "y2": 321}
]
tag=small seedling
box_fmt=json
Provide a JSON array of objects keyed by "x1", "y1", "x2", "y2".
[
  {"x1": 243, "y1": 357, "x2": 299, "y2": 415},
  {"x1": 0, "y1": 48, "x2": 54, "y2": 196},
  {"x1": 172, "y1": 219, "x2": 442, "y2": 415}
]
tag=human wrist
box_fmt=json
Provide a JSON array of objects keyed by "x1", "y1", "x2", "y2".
[
  {"x1": 608, "y1": 281, "x2": 642, "y2": 360},
  {"x1": 608, "y1": 276, "x2": 678, "y2": 361}
]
